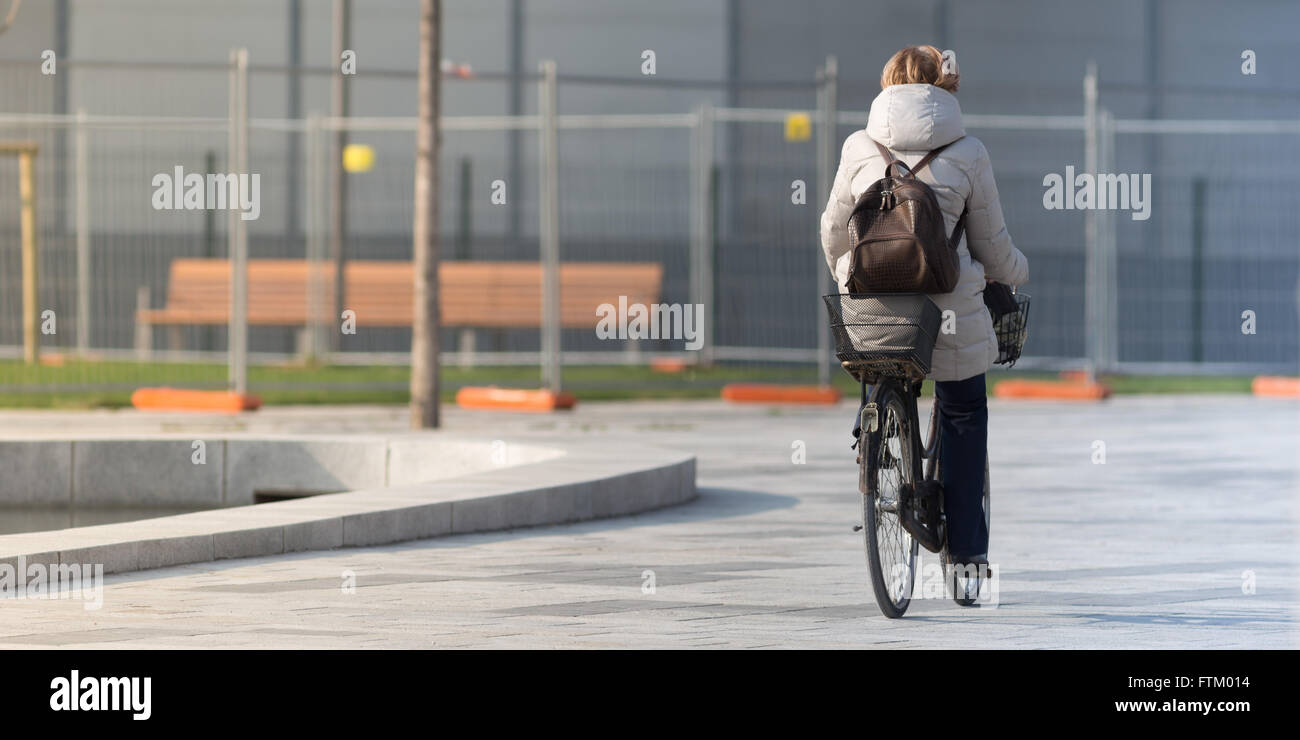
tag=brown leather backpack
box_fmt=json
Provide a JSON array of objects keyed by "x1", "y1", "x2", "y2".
[{"x1": 844, "y1": 138, "x2": 967, "y2": 294}]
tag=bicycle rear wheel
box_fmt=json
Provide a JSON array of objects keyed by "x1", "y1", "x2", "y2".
[{"x1": 860, "y1": 380, "x2": 920, "y2": 618}]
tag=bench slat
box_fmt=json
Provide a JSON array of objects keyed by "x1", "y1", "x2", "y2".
[{"x1": 141, "y1": 259, "x2": 664, "y2": 329}]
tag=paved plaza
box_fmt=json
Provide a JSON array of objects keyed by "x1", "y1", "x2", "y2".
[{"x1": 0, "y1": 395, "x2": 1295, "y2": 648}]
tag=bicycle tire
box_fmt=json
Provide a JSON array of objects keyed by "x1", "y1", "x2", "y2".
[{"x1": 861, "y1": 380, "x2": 921, "y2": 619}]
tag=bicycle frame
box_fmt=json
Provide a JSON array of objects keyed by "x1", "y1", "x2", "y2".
[
  {"x1": 920, "y1": 381, "x2": 941, "y2": 480},
  {"x1": 861, "y1": 376, "x2": 945, "y2": 551}
]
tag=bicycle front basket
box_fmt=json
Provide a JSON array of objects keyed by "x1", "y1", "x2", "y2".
[
  {"x1": 823, "y1": 293, "x2": 942, "y2": 376},
  {"x1": 993, "y1": 292, "x2": 1031, "y2": 366}
]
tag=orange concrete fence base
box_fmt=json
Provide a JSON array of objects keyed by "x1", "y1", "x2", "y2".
[
  {"x1": 131, "y1": 388, "x2": 262, "y2": 413},
  {"x1": 1252, "y1": 376, "x2": 1300, "y2": 398},
  {"x1": 455, "y1": 386, "x2": 577, "y2": 412},
  {"x1": 649, "y1": 357, "x2": 689, "y2": 374},
  {"x1": 992, "y1": 374, "x2": 1111, "y2": 401},
  {"x1": 721, "y1": 384, "x2": 842, "y2": 405}
]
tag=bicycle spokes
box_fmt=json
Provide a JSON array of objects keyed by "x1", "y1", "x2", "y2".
[{"x1": 871, "y1": 401, "x2": 914, "y2": 606}]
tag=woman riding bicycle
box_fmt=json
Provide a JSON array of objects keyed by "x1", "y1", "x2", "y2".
[{"x1": 819, "y1": 45, "x2": 1028, "y2": 570}]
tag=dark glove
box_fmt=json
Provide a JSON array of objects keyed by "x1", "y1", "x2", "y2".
[{"x1": 983, "y1": 281, "x2": 1019, "y2": 323}]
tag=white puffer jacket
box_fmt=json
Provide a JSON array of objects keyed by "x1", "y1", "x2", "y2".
[{"x1": 819, "y1": 83, "x2": 1028, "y2": 382}]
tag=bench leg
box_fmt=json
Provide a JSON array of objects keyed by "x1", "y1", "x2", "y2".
[
  {"x1": 623, "y1": 337, "x2": 643, "y2": 362},
  {"x1": 295, "y1": 327, "x2": 310, "y2": 361},
  {"x1": 457, "y1": 328, "x2": 476, "y2": 368},
  {"x1": 134, "y1": 286, "x2": 151, "y2": 360}
]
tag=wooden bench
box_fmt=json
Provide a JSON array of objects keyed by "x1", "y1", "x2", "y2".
[{"x1": 134, "y1": 258, "x2": 664, "y2": 353}]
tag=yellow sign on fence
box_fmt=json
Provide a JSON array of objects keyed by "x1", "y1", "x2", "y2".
[{"x1": 784, "y1": 112, "x2": 812, "y2": 142}]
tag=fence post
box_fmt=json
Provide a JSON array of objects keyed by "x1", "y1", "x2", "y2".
[
  {"x1": 1190, "y1": 176, "x2": 1206, "y2": 364},
  {"x1": 74, "y1": 109, "x2": 91, "y2": 357},
  {"x1": 537, "y1": 59, "x2": 562, "y2": 392},
  {"x1": 815, "y1": 56, "x2": 838, "y2": 387},
  {"x1": 330, "y1": 0, "x2": 351, "y2": 354},
  {"x1": 228, "y1": 48, "x2": 250, "y2": 395},
  {"x1": 202, "y1": 149, "x2": 218, "y2": 352},
  {"x1": 1082, "y1": 61, "x2": 1100, "y2": 379},
  {"x1": 691, "y1": 102, "x2": 715, "y2": 365},
  {"x1": 18, "y1": 144, "x2": 39, "y2": 365},
  {"x1": 305, "y1": 113, "x2": 328, "y2": 361},
  {"x1": 134, "y1": 286, "x2": 151, "y2": 359},
  {"x1": 456, "y1": 156, "x2": 476, "y2": 369},
  {"x1": 1099, "y1": 106, "x2": 1118, "y2": 372}
]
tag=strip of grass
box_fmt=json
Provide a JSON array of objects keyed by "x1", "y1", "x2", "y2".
[
  {"x1": 0, "y1": 359, "x2": 806, "y2": 408},
  {"x1": 1096, "y1": 374, "x2": 1253, "y2": 394},
  {"x1": 0, "y1": 357, "x2": 1262, "y2": 409}
]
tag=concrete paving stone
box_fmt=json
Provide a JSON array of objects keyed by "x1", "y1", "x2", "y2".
[
  {"x1": 60, "y1": 542, "x2": 139, "y2": 575},
  {"x1": 0, "y1": 440, "x2": 72, "y2": 505},
  {"x1": 137, "y1": 534, "x2": 216, "y2": 571},
  {"x1": 341, "y1": 502, "x2": 453, "y2": 547},
  {"x1": 223, "y1": 437, "x2": 388, "y2": 505},
  {"x1": 214, "y1": 526, "x2": 285, "y2": 560},
  {"x1": 0, "y1": 627, "x2": 170, "y2": 645},
  {"x1": 283, "y1": 517, "x2": 345, "y2": 552},
  {"x1": 450, "y1": 485, "x2": 581, "y2": 532},
  {"x1": 386, "y1": 437, "x2": 562, "y2": 486},
  {"x1": 0, "y1": 551, "x2": 60, "y2": 578},
  {"x1": 73, "y1": 439, "x2": 223, "y2": 506}
]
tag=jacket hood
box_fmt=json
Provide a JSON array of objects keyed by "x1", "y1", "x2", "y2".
[{"x1": 865, "y1": 83, "x2": 965, "y2": 151}]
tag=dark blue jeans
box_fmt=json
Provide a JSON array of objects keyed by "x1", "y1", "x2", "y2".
[{"x1": 935, "y1": 373, "x2": 988, "y2": 560}]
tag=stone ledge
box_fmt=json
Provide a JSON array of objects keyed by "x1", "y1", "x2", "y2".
[{"x1": 0, "y1": 435, "x2": 696, "y2": 575}]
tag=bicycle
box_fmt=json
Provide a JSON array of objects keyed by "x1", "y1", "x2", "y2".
[{"x1": 823, "y1": 287, "x2": 1029, "y2": 618}]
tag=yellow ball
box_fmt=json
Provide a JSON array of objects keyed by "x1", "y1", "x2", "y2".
[{"x1": 342, "y1": 144, "x2": 374, "y2": 173}]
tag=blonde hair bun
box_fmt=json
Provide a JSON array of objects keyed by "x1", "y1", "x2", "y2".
[{"x1": 881, "y1": 45, "x2": 960, "y2": 93}]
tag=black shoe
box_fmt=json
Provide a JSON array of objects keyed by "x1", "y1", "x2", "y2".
[
  {"x1": 946, "y1": 553, "x2": 988, "y2": 605},
  {"x1": 948, "y1": 552, "x2": 988, "y2": 567},
  {"x1": 947, "y1": 553, "x2": 990, "y2": 580}
]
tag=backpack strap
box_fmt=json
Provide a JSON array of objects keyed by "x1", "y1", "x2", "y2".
[
  {"x1": 914, "y1": 137, "x2": 969, "y2": 249},
  {"x1": 871, "y1": 138, "x2": 895, "y2": 163},
  {"x1": 872, "y1": 136, "x2": 967, "y2": 179},
  {"x1": 868, "y1": 136, "x2": 970, "y2": 247},
  {"x1": 870, "y1": 138, "x2": 915, "y2": 179},
  {"x1": 949, "y1": 206, "x2": 968, "y2": 250},
  {"x1": 913, "y1": 136, "x2": 964, "y2": 175}
]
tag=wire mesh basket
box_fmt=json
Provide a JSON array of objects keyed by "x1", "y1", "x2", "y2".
[
  {"x1": 823, "y1": 293, "x2": 942, "y2": 377},
  {"x1": 993, "y1": 292, "x2": 1031, "y2": 366}
]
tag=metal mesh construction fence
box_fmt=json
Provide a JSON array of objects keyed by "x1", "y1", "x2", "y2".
[{"x1": 0, "y1": 54, "x2": 1296, "y2": 402}]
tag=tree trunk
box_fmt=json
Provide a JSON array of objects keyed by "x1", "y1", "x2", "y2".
[{"x1": 410, "y1": 0, "x2": 441, "y2": 428}]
